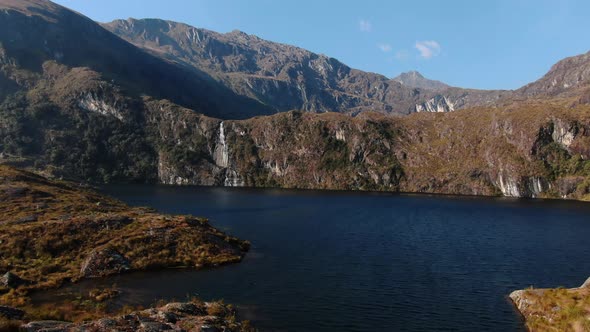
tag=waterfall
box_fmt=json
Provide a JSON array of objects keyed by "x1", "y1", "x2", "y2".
[{"x1": 214, "y1": 121, "x2": 229, "y2": 168}]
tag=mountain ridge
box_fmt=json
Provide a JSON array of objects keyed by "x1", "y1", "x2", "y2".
[
  {"x1": 104, "y1": 17, "x2": 512, "y2": 115},
  {"x1": 105, "y1": 17, "x2": 590, "y2": 114},
  {"x1": 0, "y1": 0, "x2": 589, "y2": 202}
]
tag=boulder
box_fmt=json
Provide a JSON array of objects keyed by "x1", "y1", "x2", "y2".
[
  {"x1": 13, "y1": 215, "x2": 38, "y2": 224},
  {"x1": 80, "y1": 248, "x2": 131, "y2": 278},
  {"x1": 163, "y1": 302, "x2": 203, "y2": 316},
  {"x1": 21, "y1": 320, "x2": 72, "y2": 331},
  {"x1": 0, "y1": 272, "x2": 26, "y2": 288},
  {"x1": 0, "y1": 305, "x2": 25, "y2": 320}
]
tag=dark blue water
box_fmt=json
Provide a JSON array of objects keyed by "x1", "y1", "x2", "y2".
[{"x1": 42, "y1": 186, "x2": 590, "y2": 331}]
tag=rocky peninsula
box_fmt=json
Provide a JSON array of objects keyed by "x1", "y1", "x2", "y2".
[
  {"x1": 0, "y1": 165, "x2": 252, "y2": 331},
  {"x1": 510, "y1": 277, "x2": 590, "y2": 331}
]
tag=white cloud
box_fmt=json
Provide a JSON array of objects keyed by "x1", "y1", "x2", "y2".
[
  {"x1": 359, "y1": 19, "x2": 372, "y2": 32},
  {"x1": 395, "y1": 50, "x2": 409, "y2": 60},
  {"x1": 377, "y1": 43, "x2": 392, "y2": 52},
  {"x1": 415, "y1": 40, "x2": 441, "y2": 59}
]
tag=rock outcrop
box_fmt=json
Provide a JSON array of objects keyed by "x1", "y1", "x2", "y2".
[
  {"x1": 0, "y1": 272, "x2": 26, "y2": 288},
  {"x1": 22, "y1": 301, "x2": 253, "y2": 332},
  {"x1": 415, "y1": 95, "x2": 455, "y2": 113},
  {"x1": 80, "y1": 248, "x2": 131, "y2": 278}
]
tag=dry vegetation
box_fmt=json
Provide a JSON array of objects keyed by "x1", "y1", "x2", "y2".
[
  {"x1": 0, "y1": 165, "x2": 249, "y2": 325},
  {"x1": 511, "y1": 281, "x2": 590, "y2": 332}
]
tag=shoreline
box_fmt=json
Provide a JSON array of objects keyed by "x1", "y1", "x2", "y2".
[
  {"x1": 509, "y1": 277, "x2": 590, "y2": 331},
  {"x1": 0, "y1": 165, "x2": 253, "y2": 330}
]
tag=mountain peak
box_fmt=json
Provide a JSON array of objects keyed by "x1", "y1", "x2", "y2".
[
  {"x1": 392, "y1": 71, "x2": 450, "y2": 91},
  {"x1": 403, "y1": 70, "x2": 424, "y2": 78}
]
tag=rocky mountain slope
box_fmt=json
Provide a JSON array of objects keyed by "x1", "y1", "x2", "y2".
[
  {"x1": 519, "y1": 50, "x2": 590, "y2": 97},
  {"x1": 0, "y1": 0, "x2": 274, "y2": 119},
  {"x1": 104, "y1": 18, "x2": 590, "y2": 115},
  {"x1": 392, "y1": 71, "x2": 450, "y2": 91},
  {"x1": 2, "y1": 71, "x2": 589, "y2": 201},
  {"x1": 104, "y1": 18, "x2": 512, "y2": 115},
  {"x1": 0, "y1": 0, "x2": 589, "y2": 201}
]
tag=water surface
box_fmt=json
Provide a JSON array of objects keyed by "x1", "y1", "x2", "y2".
[{"x1": 41, "y1": 186, "x2": 590, "y2": 331}]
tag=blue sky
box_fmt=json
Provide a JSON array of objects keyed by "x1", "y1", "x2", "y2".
[{"x1": 54, "y1": 0, "x2": 590, "y2": 90}]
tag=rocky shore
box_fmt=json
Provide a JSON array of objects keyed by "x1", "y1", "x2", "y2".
[
  {"x1": 0, "y1": 165, "x2": 252, "y2": 330},
  {"x1": 510, "y1": 277, "x2": 590, "y2": 331},
  {"x1": 20, "y1": 301, "x2": 254, "y2": 332}
]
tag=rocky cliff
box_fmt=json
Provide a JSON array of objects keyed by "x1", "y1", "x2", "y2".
[{"x1": 147, "y1": 102, "x2": 590, "y2": 200}]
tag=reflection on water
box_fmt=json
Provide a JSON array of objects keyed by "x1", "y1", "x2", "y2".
[{"x1": 34, "y1": 186, "x2": 590, "y2": 331}]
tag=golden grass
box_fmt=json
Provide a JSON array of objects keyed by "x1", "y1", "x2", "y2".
[
  {"x1": 512, "y1": 286, "x2": 590, "y2": 332},
  {"x1": 0, "y1": 165, "x2": 249, "y2": 322}
]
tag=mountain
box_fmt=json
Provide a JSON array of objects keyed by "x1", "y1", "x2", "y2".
[
  {"x1": 518, "y1": 50, "x2": 590, "y2": 101},
  {"x1": 392, "y1": 71, "x2": 450, "y2": 91},
  {"x1": 104, "y1": 18, "x2": 511, "y2": 115},
  {"x1": 0, "y1": 0, "x2": 589, "y2": 201},
  {"x1": 0, "y1": 0, "x2": 274, "y2": 119}
]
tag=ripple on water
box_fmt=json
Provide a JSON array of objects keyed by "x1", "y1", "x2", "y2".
[{"x1": 33, "y1": 186, "x2": 590, "y2": 331}]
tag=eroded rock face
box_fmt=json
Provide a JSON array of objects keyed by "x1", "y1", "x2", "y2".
[
  {"x1": 80, "y1": 248, "x2": 131, "y2": 278},
  {"x1": 78, "y1": 91, "x2": 125, "y2": 121},
  {"x1": 551, "y1": 119, "x2": 578, "y2": 150},
  {"x1": 415, "y1": 95, "x2": 455, "y2": 113}
]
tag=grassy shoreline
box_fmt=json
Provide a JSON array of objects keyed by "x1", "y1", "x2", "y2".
[
  {"x1": 0, "y1": 165, "x2": 251, "y2": 329},
  {"x1": 510, "y1": 278, "x2": 590, "y2": 331}
]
